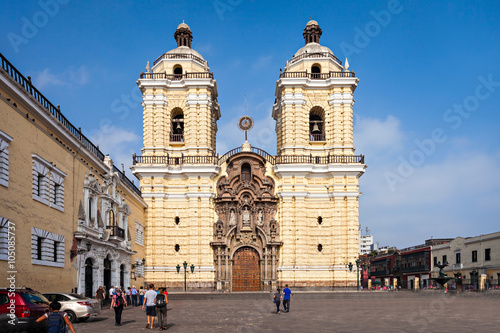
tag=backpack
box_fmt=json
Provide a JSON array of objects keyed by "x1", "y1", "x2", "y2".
[
  {"x1": 46, "y1": 312, "x2": 66, "y2": 333},
  {"x1": 155, "y1": 294, "x2": 166, "y2": 308},
  {"x1": 113, "y1": 294, "x2": 123, "y2": 307}
]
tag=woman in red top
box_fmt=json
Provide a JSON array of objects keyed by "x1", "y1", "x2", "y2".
[{"x1": 110, "y1": 288, "x2": 127, "y2": 326}]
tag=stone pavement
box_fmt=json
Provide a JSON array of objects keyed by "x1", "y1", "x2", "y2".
[{"x1": 69, "y1": 292, "x2": 499, "y2": 333}]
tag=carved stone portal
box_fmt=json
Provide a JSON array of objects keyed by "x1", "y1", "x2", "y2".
[{"x1": 211, "y1": 152, "x2": 281, "y2": 291}]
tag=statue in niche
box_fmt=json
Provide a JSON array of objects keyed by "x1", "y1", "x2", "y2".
[
  {"x1": 229, "y1": 210, "x2": 236, "y2": 226},
  {"x1": 242, "y1": 206, "x2": 251, "y2": 227},
  {"x1": 257, "y1": 210, "x2": 263, "y2": 226}
]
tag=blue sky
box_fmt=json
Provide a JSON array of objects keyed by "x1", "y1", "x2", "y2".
[{"x1": 1, "y1": 0, "x2": 499, "y2": 248}]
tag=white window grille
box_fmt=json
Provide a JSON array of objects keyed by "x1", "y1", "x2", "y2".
[
  {"x1": 135, "y1": 221, "x2": 144, "y2": 246},
  {"x1": 31, "y1": 227, "x2": 65, "y2": 267},
  {"x1": 0, "y1": 130, "x2": 13, "y2": 188},
  {"x1": 0, "y1": 217, "x2": 11, "y2": 260},
  {"x1": 32, "y1": 154, "x2": 66, "y2": 210}
]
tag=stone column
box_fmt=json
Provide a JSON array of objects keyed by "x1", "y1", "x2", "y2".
[{"x1": 216, "y1": 248, "x2": 222, "y2": 291}]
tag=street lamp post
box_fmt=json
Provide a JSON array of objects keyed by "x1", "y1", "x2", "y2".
[
  {"x1": 356, "y1": 259, "x2": 361, "y2": 291},
  {"x1": 176, "y1": 261, "x2": 195, "y2": 292}
]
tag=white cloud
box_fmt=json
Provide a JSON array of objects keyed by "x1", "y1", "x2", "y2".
[
  {"x1": 89, "y1": 126, "x2": 141, "y2": 179},
  {"x1": 34, "y1": 66, "x2": 89, "y2": 89},
  {"x1": 358, "y1": 115, "x2": 500, "y2": 248},
  {"x1": 354, "y1": 114, "x2": 404, "y2": 155}
]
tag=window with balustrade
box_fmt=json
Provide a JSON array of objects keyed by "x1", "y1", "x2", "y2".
[
  {"x1": 171, "y1": 108, "x2": 184, "y2": 142},
  {"x1": 309, "y1": 106, "x2": 325, "y2": 141}
]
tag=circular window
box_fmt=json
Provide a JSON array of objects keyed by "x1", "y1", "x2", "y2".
[
  {"x1": 317, "y1": 244, "x2": 323, "y2": 252},
  {"x1": 175, "y1": 244, "x2": 180, "y2": 252}
]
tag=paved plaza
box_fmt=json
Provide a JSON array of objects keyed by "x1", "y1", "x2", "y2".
[{"x1": 66, "y1": 292, "x2": 500, "y2": 333}]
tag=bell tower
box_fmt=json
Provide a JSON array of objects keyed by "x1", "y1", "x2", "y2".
[
  {"x1": 132, "y1": 22, "x2": 221, "y2": 291},
  {"x1": 272, "y1": 20, "x2": 366, "y2": 289},
  {"x1": 137, "y1": 22, "x2": 220, "y2": 158}
]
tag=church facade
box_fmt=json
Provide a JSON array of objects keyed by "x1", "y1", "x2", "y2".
[{"x1": 131, "y1": 21, "x2": 366, "y2": 291}]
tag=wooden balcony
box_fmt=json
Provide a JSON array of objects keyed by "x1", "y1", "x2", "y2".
[{"x1": 106, "y1": 226, "x2": 125, "y2": 243}]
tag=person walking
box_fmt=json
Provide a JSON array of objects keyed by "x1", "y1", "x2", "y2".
[
  {"x1": 282, "y1": 284, "x2": 291, "y2": 313},
  {"x1": 95, "y1": 286, "x2": 105, "y2": 309},
  {"x1": 131, "y1": 285, "x2": 138, "y2": 307},
  {"x1": 139, "y1": 286, "x2": 146, "y2": 306},
  {"x1": 155, "y1": 287, "x2": 168, "y2": 331},
  {"x1": 110, "y1": 288, "x2": 127, "y2": 326},
  {"x1": 126, "y1": 287, "x2": 131, "y2": 305},
  {"x1": 36, "y1": 300, "x2": 76, "y2": 333},
  {"x1": 143, "y1": 283, "x2": 157, "y2": 329},
  {"x1": 273, "y1": 288, "x2": 282, "y2": 314}
]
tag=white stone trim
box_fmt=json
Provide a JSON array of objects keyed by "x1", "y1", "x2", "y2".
[
  {"x1": 144, "y1": 266, "x2": 215, "y2": 272},
  {"x1": 31, "y1": 227, "x2": 65, "y2": 268},
  {"x1": 278, "y1": 265, "x2": 350, "y2": 271},
  {"x1": 0, "y1": 129, "x2": 13, "y2": 188}
]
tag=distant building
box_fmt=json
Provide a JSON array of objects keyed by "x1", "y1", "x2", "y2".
[
  {"x1": 359, "y1": 227, "x2": 373, "y2": 255},
  {"x1": 431, "y1": 232, "x2": 500, "y2": 290}
]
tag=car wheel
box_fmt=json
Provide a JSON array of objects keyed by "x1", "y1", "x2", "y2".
[
  {"x1": 65, "y1": 311, "x2": 76, "y2": 323},
  {"x1": 78, "y1": 317, "x2": 89, "y2": 322}
]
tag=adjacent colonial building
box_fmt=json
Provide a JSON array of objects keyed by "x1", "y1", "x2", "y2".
[
  {"x1": 431, "y1": 232, "x2": 500, "y2": 290},
  {"x1": 0, "y1": 52, "x2": 146, "y2": 295},
  {"x1": 131, "y1": 21, "x2": 366, "y2": 291}
]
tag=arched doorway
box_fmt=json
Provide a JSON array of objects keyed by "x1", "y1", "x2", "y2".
[
  {"x1": 120, "y1": 264, "x2": 125, "y2": 288},
  {"x1": 84, "y1": 258, "x2": 93, "y2": 298},
  {"x1": 232, "y1": 247, "x2": 260, "y2": 291},
  {"x1": 103, "y1": 256, "x2": 111, "y2": 299}
]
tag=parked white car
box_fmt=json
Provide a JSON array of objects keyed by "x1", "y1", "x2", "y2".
[{"x1": 43, "y1": 292, "x2": 100, "y2": 323}]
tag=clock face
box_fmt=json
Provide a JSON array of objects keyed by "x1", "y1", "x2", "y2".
[{"x1": 238, "y1": 116, "x2": 254, "y2": 131}]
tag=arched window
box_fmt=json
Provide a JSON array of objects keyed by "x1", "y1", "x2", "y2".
[
  {"x1": 317, "y1": 216, "x2": 323, "y2": 225},
  {"x1": 109, "y1": 210, "x2": 115, "y2": 226},
  {"x1": 311, "y1": 64, "x2": 321, "y2": 79},
  {"x1": 318, "y1": 244, "x2": 323, "y2": 252},
  {"x1": 171, "y1": 108, "x2": 184, "y2": 142},
  {"x1": 175, "y1": 244, "x2": 180, "y2": 252},
  {"x1": 88, "y1": 197, "x2": 93, "y2": 222},
  {"x1": 309, "y1": 106, "x2": 325, "y2": 141},
  {"x1": 173, "y1": 65, "x2": 183, "y2": 75},
  {"x1": 175, "y1": 217, "x2": 180, "y2": 225},
  {"x1": 241, "y1": 163, "x2": 251, "y2": 181}
]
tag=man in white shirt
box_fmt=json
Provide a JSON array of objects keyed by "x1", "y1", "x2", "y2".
[{"x1": 143, "y1": 283, "x2": 157, "y2": 329}]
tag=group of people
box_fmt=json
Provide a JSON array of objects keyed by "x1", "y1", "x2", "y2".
[
  {"x1": 103, "y1": 283, "x2": 168, "y2": 330},
  {"x1": 273, "y1": 284, "x2": 292, "y2": 314},
  {"x1": 95, "y1": 285, "x2": 149, "y2": 309}
]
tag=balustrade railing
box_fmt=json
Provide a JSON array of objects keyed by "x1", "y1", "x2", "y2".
[
  {"x1": 153, "y1": 52, "x2": 207, "y2": 66},
  {"x1": 289, "y1": 52, "x2": 342, "y2": 66},
  {"x1": 170, "y1": 133, "x2": 184, "y2": 142},
  {"x1": 280, "y1": 71, "x2": 355, "y2": 79},
  {"x1": 309, "y1": 133, "x2": 326, "y2": 141},
  {"x1": 133, "y1": 152, "x2": 364, "y2": 166},
  {"x1": 140, "y1": 72, "x2": 213, "y2": 80}
]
